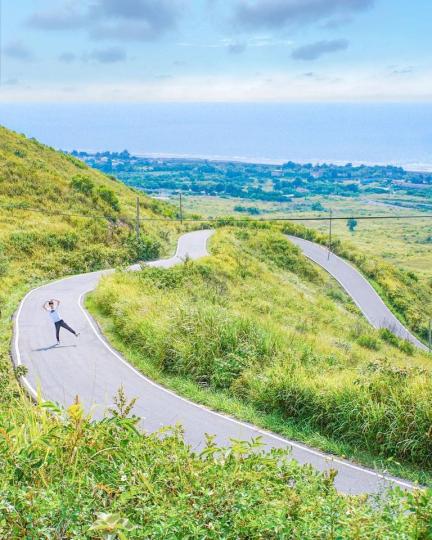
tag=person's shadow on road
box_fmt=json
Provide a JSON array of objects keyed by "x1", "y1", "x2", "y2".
[{"x1": 32, "y1": 344, "x2": 77, "y2": 352}]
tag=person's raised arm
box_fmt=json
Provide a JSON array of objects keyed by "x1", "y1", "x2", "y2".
[{"x1": 42, "y1": 301, "x2": 49, "y2": 311}]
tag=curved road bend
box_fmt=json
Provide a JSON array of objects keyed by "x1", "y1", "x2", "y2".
[
  {"x1": 288, "y1": 236, "x2": 428, "y2": 352},
  {"x1": 13, "y1": 230, "x2": 415, "y2": 495}
]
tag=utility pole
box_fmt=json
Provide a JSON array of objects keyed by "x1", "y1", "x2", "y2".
[
  {"x1": 135, "y1": 196, "x2": 140, "y2": 240},
  {"x1": 179, "y1": 191, "x2": 183, "y2": 225},
  {"x1": 328, "y1": 208, "x2": 333, "y2": 260}
]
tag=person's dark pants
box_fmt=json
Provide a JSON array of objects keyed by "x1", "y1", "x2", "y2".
[{"x1": 55, "y1": 320, "x2": 76, "y2": 341}]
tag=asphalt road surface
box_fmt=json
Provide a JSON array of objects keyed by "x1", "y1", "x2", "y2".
[
  {"x1": 12, "y1": 230, "x2": 416, "y2": 495},
  {"x1": 288, "y1": 236, "x2": 428, "y2": 351}
]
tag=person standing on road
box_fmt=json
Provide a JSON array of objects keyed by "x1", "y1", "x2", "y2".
[{"x1": 42, "y1": 299, "x2": 79, "y2": 345}]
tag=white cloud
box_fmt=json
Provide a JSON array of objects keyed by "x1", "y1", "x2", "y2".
[{"x1": 1, "y1": 70, "x2": 431, "y2": 103}]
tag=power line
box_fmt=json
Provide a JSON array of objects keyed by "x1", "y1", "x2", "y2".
[
  {"x1": 0, "y1": 204, "x2": 110, "y2": 221},
  {"x1": 1, "y1": 207, "x2": 432, "y2": 224},
  {"x1": 1, "y1": 204, "x2": 432, "y2": 223}
]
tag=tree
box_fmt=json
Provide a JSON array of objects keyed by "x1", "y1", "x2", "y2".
[{"x1": 347, "y1": 218, "x2": 358, "y2": 232}]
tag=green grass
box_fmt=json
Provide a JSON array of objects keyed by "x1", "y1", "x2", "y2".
[
  {"x1": 278, "y1": 219, "x2": 432, "y2": 345},
  {"x1": 86, "y1": 295, "x2": 432, "y2": 487},
  {"x1": 2, "y1": 126, "x2": 432, "y2": 536},
  {"x1": 178, "y1": 192, "x2": 432, "y2": 277},
  {"x1": 176, "y1": 193, "x2": 432, "y2": 343},
  {"x1": 0, "y1": 125, "x2": 183, "y2": 402},
  {"x1": 88, "y1": 228, "x2": 432, "y2": 483},
  {"x1": 2, "y1": 394, "x2": 431, "y2": 539}
]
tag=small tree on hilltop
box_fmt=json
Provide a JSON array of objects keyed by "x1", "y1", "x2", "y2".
[{"x1": 347, "y1": 218, "x2": 358, "y2": 232}]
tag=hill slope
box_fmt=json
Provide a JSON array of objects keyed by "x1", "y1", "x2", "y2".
[
  {"x1": 0, "y1": 127, "x2": 430, "y2": 536},
  {"x1": 89, "y1": 228, "x2": 432, "y2": 477},
  {"x1": 0, "y1": 125, "x2": 179, "y2": 399},
  {"x1": 0, "y1": 125, "x2": 179, "y2": 283}
]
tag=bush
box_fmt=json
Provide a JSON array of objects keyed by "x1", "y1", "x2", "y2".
[
  {"x1": 357, "y1": 334, "x2": 380, "y2": 350},
  {"x1": 379, "y1": 327, "x2": 400, "y2": 347},
  {"x1": 379, "y1": 328, "x2": 415, "y2": 355},
  {"x1": 128, "y1": 235, "x2": 161, "y2": 262},
  {"x1": 8, "y1": 231, "x2": 37, "y2": 254},
  {"x1": 399, "y1": 339, "x2": 415, "y2": 356},
  {"x1": 70, "y1": 174, "x2": 94, "y2": 195},
  {"x1": 97, "y1": 186, "x2": 120, "y2": 212},
  {"x1": 1, "y1": 399, "x2": 430, "y2": 538}
]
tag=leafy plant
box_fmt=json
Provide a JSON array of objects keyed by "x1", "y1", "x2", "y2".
[
  {"x1": 71, "y1": 174, "x2": 95, "y2": 196},
  {"x1": 97, "y1": 186, "x2": 120, "y2": 212}
]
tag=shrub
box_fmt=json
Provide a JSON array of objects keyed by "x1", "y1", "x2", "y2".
[
  {"x1": 8, "y1": 231, "x2": 37, "y2": 254},
  {"x1": 357, "y1": 334, "x2": 381, "y2": 350},
  {"x1": 379, "y1": 328, "x2": 415, "y2": 355},
  {"x1": 1, "y1": 399, "x2": 430, "y2": 538},
  {"x1": 70, "y1": 174, "x2": 95, "y2": 195},
  {"x1": 127, "y1": 235, "x2": 161, "y2": 261},
  {"x1": 97, "y1": 186, "x2": 120, "y2": 212},
  {"x1": 379, "y1": 327, "x2": 400, "y2": 347},
  {"x1": 399, "y1": 339, "x2": 415, "y2": 356}
]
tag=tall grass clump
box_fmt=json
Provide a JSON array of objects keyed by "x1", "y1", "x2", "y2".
[
  {"x1": 0, "y1": 393, "x2": 431, "y2": 538},
  {"x1": 90, "y1": 228, "x2": 432, "y2": 470}
]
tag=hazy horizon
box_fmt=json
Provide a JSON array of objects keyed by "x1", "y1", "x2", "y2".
[{"x1": 1, "y1": 102, "x2": 431, "y2": 170}]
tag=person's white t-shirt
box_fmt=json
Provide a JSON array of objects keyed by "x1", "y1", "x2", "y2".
[{"x1": 48, "y1": 309, "x2": 61, "y2": 323}]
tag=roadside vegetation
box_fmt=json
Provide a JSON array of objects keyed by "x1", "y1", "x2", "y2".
[
  {"x1": 278, "y1": 221, "x2": 432, "y2": 344},
  {"x1": 2, "y1": 395, "x2": 431, "y2": 538},
  {"x1": 90, "y1": 228, "x2": 432, "y2": 476},
  {"x1": 1, "y1": 126, "x2": 431, "y2": 536}
]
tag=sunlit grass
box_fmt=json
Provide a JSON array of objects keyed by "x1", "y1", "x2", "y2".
[{"x1": 89, "y1": 228, "x2": 432, "y2": 479}]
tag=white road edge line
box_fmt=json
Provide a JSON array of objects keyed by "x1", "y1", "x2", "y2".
[
  {"x1": 288, "y1": 236, "x2": 426, "y2": 350},
  {"x1": 14, "y1": 286, "x2": 41, "y2": 400},
  {"x1": 12, "y1": 230, "x2": 415, "y2": 491},
  {"x1": 78, "y1": 293, "x2": 413, "y2": 490}
]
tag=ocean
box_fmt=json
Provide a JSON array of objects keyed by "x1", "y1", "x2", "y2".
[{"x1": 0, "y1": 102, "x2": 431, "y2": 170}]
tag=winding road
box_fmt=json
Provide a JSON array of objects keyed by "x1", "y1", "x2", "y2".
[
  {"x1": 12, "y1": 230, "x2": 416, "y2": 495},
  {"x1": 288, "y1": 236, "x2": 427, "y2": 351}
]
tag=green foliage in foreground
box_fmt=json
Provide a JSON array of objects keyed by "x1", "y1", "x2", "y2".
[
  {"x1": 91, "y1": 229, "x2": 432, "y2": 470},
  {"x1": 0, "y1": 396, "x2": 431, "y2": 539}
]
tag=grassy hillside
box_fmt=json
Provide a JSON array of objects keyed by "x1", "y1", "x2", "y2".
[
  {"x1": 89, "y1": 228, "x2": 432, "y2": 478},
  {"x1": 0, "y1": 125, "x2": 180, "y2": 285},
  {"x1": 1, "y1": 126, "x2": 431, "y2": 536},
  {"x1": 0, "y1": 125, "x2": 182, "y2": 400},
  {"x1": 274, "y1": 220, "x2": 432, "y2": 345},
  {"x1": 181, "y1": 194, "x2": 432, "y2": 344}
]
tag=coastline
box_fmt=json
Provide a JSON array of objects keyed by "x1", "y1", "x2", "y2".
[{"x1": 128, "y1": 151, "x2": 432, "y2": 173}]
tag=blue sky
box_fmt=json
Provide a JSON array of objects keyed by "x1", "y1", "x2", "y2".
[{"x1": 1, "y1": 0, "x2": 431, "y2": 102}]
